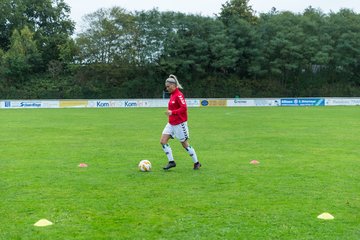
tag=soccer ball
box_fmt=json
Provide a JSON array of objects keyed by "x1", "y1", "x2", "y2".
[{"x1": 138, "y1": 160, "x2": 152, "y2": 172}]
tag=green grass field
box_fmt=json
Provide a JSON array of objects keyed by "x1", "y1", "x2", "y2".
[{"x1": 0, "y1": 107, "x2": 359, "y2": 239}]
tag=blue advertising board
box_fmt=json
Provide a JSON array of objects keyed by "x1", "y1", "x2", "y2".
[{"x1": 280, "y1": 98, "x2": 325, "y2": 106}]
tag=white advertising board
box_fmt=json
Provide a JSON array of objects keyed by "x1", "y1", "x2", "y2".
[
  {"x1": 1, "y1": 100, "x2": 59, "y2": 108},
  {"x1": 227, "y1": 98, "x2": 280, "y2": 107},
  {"x1": 1, "y1": 98, "x2": 359, "y2": 109},
  {"x1": 325, "y1": 98, "x2": 360, "y2": 106},
  {"x1": 88, "y1": 99, "x2": 169, "y2": 108}
]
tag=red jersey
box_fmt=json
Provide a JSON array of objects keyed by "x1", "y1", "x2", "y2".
[{"x1": 168, "y1": 88, "x2": 187, "y2": 125}]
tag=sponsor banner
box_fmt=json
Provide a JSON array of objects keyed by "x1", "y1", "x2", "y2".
[
  {"x1": 88, "y1": 99, "x2": 170, "y2": 108},
  {"x1": 60, "y1": 100, "x2": 88, "y2": 108},
  {"x1": 2, "y1": 100, "x2": 59, "y2": 108},
  {"x1": 228, "y1": 99, "x2": 256, "y2": 107},
  {"x1": 186, "y1": 99, "x2": 200, "y2": 107},
  {"x1": 325, "y1": 98, "x2": 360, "y2": 106},
  {"x1": 254, "y1": 99, "x2": 280, "y2": 106},
  {"x1": 227, "y1": 98, "x2": 280, "y2": 107},
  {"x1": 150, "y1": 99, "x2": 169, "y2": 107},
  {"x1": 200, "y1": 99, "x2": 227, "y2": 107},
  {"x1": 88, "y1": 100, "x2": 123, "y2": 108},
  {"x1": 7, "y1": 98, "x2": 360, "y2": 108},
  {"x1": 280, "y1": 98, "x2": 325, "y2": 106},
  {"x1": 41, "y1": 101, "x2": 60, "y2": 108},
  {"x1": 121, "y1": 100, "x2": 149, "y2": 108}
]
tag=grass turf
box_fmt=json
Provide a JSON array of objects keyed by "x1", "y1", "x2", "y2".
[{"x1": 0, "y1": 107, "x2": 359, "y2": 239}]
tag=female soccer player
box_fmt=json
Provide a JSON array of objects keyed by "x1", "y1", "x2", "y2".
[{"x1": 160, "y1": 74, "x2": 202, "y2": 170}]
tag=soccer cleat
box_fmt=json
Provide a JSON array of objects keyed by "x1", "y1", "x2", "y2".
[
  {"x1": 163, "y1": 161, "x2": 176, "y2": 170},
  {"x1": 193, "y1": 162, "x2": 201, "y2": 170}
]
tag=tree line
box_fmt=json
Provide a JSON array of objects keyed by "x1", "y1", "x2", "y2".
[{"x1": 0, "y1": 0, "x2": 359, "y2": 99}]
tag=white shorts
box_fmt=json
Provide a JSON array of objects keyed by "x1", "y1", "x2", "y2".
[{"x1": 162, "y1": 122, "x2": 189, "y2": 142}]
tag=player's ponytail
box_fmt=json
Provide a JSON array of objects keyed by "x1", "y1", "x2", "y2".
[{"x1": 166, "y1": 74, "x2": 183, "y2": 89}]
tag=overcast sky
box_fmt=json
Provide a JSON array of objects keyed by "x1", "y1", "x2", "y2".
[{"x1": 64, "y1": 0, "x2": 360, "y2": 32}]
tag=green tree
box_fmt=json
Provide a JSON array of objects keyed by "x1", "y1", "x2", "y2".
[
  {"x1": 256, "y1": 12, "x2": 306, "y2": 86},
  {"x1": 0, "y1": 0, "x2": 74, "y2": 70},
  {"x1": 327, "y1": 9, "x2": 360, "y2": 81},
  {"x1": 218, "y1": 0, "x2": 260, "y2": 79},
  {"x1": 72, "y1": 5, "x2": 360, "y2": 98},
  {"x1": 159, "y1": 14, "x2": 211, "y2": 77},
  {"x1": 76, "y1": 7, "x2": 135, "y2": 64},
  {"x1": 1, "y1": 26, "x2": 41, "y2": 82},
  {"x1": 133, "y1": 9, "x2": 170, "y2": 65},
  {"x1": 218, "y1": 0, "x2": 258, "y2": 25}
]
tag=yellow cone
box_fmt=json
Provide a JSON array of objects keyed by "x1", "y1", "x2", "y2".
[
  {"x1": 317, "y1": 213, "x2": 334, "y2": 220},
  {"x1": 34, "y1": 219, "x2": 53, "y2": 227}
]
